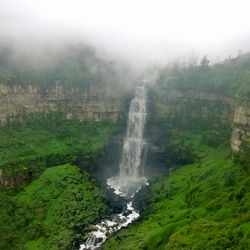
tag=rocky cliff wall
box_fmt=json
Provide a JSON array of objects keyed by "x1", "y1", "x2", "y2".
[
  {"x1": 1, "y1": 83, "x2": 249, "y2": 159},
  {"x1": 231, "y1": 103, "x2": 250, "y2": 152},
  {"x1": 151, "y1": 88, "x2": 250, "y2": 155},
  {"x1": 152, "y1": 89, "x2": 235, "y2": 131},
  {"x1": 0, "y1": 82, "x2": 125, "y2": 124}
]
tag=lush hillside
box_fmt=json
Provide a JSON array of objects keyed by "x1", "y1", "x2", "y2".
[
  {"x1": 0, "y1": 112, "x2": 120, "y2": 189},
  {"x1": 0, "y1": 164, "x2": 107, "y2": 250},
  {"x1": 103, "y1": 132, "x2": 250, "y2": 250},
  {"x1": 0, "y1": 113, "x2": 121, "y2": 248}
]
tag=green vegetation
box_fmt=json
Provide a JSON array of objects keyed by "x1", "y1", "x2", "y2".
[
  {"x1": 103, "y1": 133, "x2": 250, "y2": 250},
  {"x1": 164, "y1": 130, "x2": 225, "y2": 167},
  {"x1": 0, "y1": 113, "x2": 120, "y2": 248},
  {"x1": 0, "y1": 112, "x2": 120, "y2": 179},
  {"x1": 0, "y1": 164, "x2": 107, "y2": 250},
  {"x1": 156, "y1": 53, "x2": 250, "y2": 100}
]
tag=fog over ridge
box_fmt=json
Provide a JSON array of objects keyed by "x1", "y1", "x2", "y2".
[{"x1": 1, "y1": 0, "x2": 250, "y2": 67}]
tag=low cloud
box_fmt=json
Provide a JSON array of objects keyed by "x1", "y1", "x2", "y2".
[{"x1": 0, "y1": 0, "x2": 250, "y2": 67}]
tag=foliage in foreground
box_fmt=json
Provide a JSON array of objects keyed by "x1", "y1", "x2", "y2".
[
  {"x1": 103, "y1": 134, "x2": 250, "y2": 250},
  {"x1": 0, "y1": 164, "x2": 107, "y2": 250}
]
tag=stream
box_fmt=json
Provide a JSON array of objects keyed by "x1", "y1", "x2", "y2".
[{"x1": 79, "y1": 178, "x2": 148, "y2": 250}]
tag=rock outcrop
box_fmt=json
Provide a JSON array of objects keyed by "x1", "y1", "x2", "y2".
[{"x1": 0, "y1": 168, "x2": 37, "y2": 190}]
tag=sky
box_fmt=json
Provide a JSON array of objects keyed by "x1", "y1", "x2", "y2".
[{"x1": 1, "y1": 0, "x2": 250, "y2": 65}]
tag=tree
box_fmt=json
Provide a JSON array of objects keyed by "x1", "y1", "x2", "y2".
[{"x1": 200, "y1": 55, "x2": 210, "y2": 66}]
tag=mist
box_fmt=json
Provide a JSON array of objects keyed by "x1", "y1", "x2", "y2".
[{"x1": 1, "y1": 0, "x2": 250, "y2": 68}]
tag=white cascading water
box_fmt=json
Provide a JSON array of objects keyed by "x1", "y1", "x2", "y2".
[
  {"x1": 120, "y1": 85, "x2": 147, "y2": 178},
  {"x1": 107, "y1": 84, "x2": 148, "y2": 196},
  {"x1": 80, "y1": 84, "x2": 148, "y2": 250}
]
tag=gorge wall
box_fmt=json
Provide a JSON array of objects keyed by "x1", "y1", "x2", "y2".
[
  {"x1": 150, "y1": 87, "x2": 250, "y2": 156},
  {"x1": 0, "y1": 82, "x2": 125, "y2": 125},
  {"x1": 1, "y1": 82, "x2": 249, "y2": 154},
  {"x1": 152, "y1": 89, "x2": 234, "y2": 129},
  {"x1": 231, "y1": 102, "x2": 250, "y2": 156}
]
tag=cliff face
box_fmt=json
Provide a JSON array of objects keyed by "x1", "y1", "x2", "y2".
[
  {"x1": 0, "y1": 82, "x2": 124, "y2": 125},
  {"x1": 153, "y1": 89, "x2": 235, "y2": 131},
  {"x1": 1, "y1": 83, "x2": 249, "y2": 154},
  {"x1": 0, "y1": 83, "x2": 249, "y2": 186},
  {"x1": 231, "y1": 103, "x2": 250, "y2": 152},
  {"x1": 142, "y1": 89, "x2": 235, "y2": 177},
  {"x1": 0, "y1": 168, "x2": 37, "y2": 190},
  {"x1": 151, "y1": 88, "x2": 250, "y2": 156}
]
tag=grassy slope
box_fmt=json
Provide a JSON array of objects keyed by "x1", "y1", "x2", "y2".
[
  {"x1": 0, "y1": 164, "x2": 107, "y2": 250},
  {"x1": 103, "y1": 133, "x2": 250, "y2": 250},
  {"x1": 0, "y1": 113, "x2": 120, "y2": 175}
]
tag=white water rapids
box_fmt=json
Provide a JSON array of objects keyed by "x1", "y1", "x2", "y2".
[{"x1": 80, "y1": 84, "x2": 148, "y2": 250}]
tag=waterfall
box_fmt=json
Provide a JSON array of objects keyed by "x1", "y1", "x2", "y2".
[
  {"x1": 79, "y1": 84, "x2": 148, "y2": 250},
  {"x1": 119, "y1": 85, "x2": 147, "y2": 179},
  {"x1": 107, "y1": 84, "x2": 148, "y2": 197}
]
